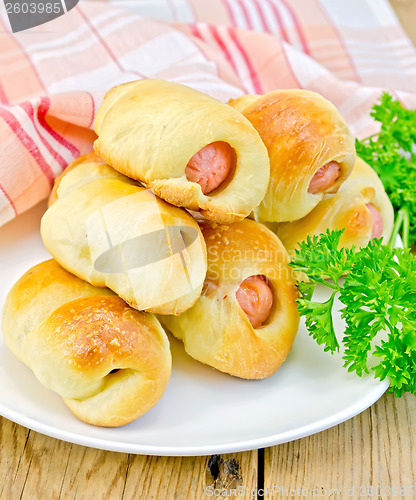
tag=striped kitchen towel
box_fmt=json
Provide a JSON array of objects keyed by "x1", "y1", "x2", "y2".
[{"x1": 0, "y1": 0, "x2": 415, "y2": 227}]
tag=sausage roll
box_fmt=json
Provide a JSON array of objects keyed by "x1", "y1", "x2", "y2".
[
  {"x1": 273, "y1": 157, "x2": 394, "y2": 253},
  {"x1": 41, "y1": 153, "x2": 207, "y2": 315},
  {"x1": 229, "y1": 89, "x2": 356, "y2": 222},
  {"x1": 159, "y1": 218, "x2": 299, "y2": 380},
  {"x1": 1, "y1": 260, "x2": 171, "y2": 427},
  {"x1": 93, "y1": 79, "x2": 270, "y2": 223}
]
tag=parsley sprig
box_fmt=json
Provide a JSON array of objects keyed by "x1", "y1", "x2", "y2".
[
  {"x1": 356, "y1": 92, "x2": 416, "y2": 247},
  {"x1": 290, "y1": 230, "x2": 416, "y2": 397}
]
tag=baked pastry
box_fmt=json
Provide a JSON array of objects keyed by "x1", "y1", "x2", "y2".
[
  {"x1": 1, "y1": 260, "x2": 171, "y2": 427},
  {"x1": 229, "y1": 89, "x2": 356, "y2": 222},
  {"x1": 273, "y1": 157, "x2": 394, "y2": 253},
  {"x1": 41, "y1": 153, "x2": 207, "y2": 315},
  {"x1": 159, "y1": 218, "x2": 299, "y2": 379},
  {"x1": 93, "y1": 79, "x2": 270, "y2": 223}
]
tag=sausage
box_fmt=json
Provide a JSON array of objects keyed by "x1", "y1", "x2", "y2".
[
  {"x1": 366, "y1": 203, "x2": 383, "y2": 239},
  {"x1": 185, "y1": 141, "x2": 232, "y2": 194},
  {"x1": 235, "y1": 275, "x2": 273, "y2": 328},
  {"x1": 308, "y1": 161, "x2": 341, "y2": 194}
]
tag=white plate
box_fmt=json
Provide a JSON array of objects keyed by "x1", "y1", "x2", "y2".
[{"x1": 0, "y1": 202, "x2": 388, "y2": 456}]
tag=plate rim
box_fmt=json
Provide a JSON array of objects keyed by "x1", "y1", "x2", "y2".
[{"x1": 0, "y1": 380, "x2": 388, "y2": 456}]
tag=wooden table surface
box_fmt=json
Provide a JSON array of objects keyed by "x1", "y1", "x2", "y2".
[{"x1": 2, "y1": 2, "x2": 416, "y2": 499}]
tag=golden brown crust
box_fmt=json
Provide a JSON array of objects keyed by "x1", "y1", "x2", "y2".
[
  {"x1": 1, "y1": 260, "x2": 171, "y2": 427},
  {"x1": 41, "y1": 154, "x2": 207, "y2": 315},
  {"x1": 93, "y1": 79, "x2": 270, "y2": 223},
  {"x1": 228, "y1": 90, "x2": 356, "y2": 222},
  {"x1": 273, "y1": 157, "x2": 394, "y2": 252},
  {"x1": 41, "y1": 296, "x2": 162, "y2": 374},
  {"x1": 1, "y1": 259, "x2": 113, "y2": 364},
  {"x1": 159, "y1": 219, "x2": 299, "y2": 379}
]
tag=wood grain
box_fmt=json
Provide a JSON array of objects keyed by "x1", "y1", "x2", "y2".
[
  {"x1": 264, "y1": 392, "x2": 416, "y2": 498},
  {"x1": 2, "y1": 391, "x2": 415, "y2": 499},
  {"x1": 0, "y1": 416, "x2": 258, "y2": 499}
]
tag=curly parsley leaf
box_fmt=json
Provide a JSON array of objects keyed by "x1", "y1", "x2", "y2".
[
  {"x1": 290, "y1": 229, "x2": 351, "y2": 353},
  {"x1": 290, "y1": 229, "x2": 353, "y2": 287},
  {"x1": 298, "y1": 292, "x2": 339, "y2": 352}
]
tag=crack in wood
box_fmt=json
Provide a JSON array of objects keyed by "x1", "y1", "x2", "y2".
[{"x1": 206, "y1": 455, "x2": 242, "y2": 492}]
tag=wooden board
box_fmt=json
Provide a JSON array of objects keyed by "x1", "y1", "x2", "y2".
[
  {"x1": 0, "y1": 416, "x2": 258, "y2": 499},
  {"x1": 264, "y1": 392, "x2": 416, "y2": 498}
]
